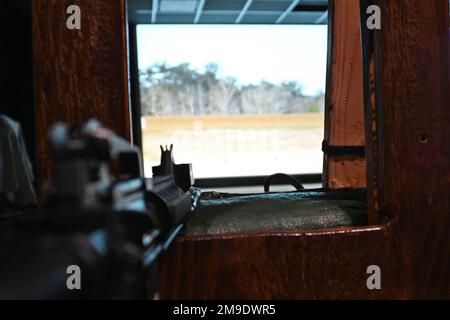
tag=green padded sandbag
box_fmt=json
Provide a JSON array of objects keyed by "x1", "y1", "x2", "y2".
[{"x1": 184, "y1": 189, "x2": 367, "y2": 235}]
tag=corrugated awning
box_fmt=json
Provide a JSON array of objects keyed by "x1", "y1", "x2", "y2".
[{"x1": 128, "y1": 0, "x2": 329, "y2": 24}]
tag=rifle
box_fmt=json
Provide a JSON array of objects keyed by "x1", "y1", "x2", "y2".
[{"x1": 0, "y1": 119, "x2": 200, "y2": 299}]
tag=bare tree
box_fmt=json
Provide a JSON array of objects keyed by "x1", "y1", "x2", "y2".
[{"x1": 139, "y1": 63, "x2": 324, "y2": 116}]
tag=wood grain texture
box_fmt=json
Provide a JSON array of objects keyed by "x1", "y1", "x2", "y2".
[
  {"x1": 160, "y1": 0, "x2": 449, "y2": 299},
  {"x1": 160, "y1": 224, "x2": 407, "y2": 299},
  {"x1": 327, "y1": 156, "x2": 366, "y2": 189},
  {"x1": 375, "y1": 0, "x2": 449, "y2": 298},
  {"x1": 33, "y1": 0, "x2": 131, "y2": 186},
  {"x1": 324, "y1": 0, "x2": 366, "y2": 189},
  {"x1": 360, "y1": 0, "x2": 382, "y2": 224}
]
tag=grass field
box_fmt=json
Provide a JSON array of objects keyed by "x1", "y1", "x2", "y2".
[{"x1": 141, "y1": 113, "x2": 324, "y2": 178}]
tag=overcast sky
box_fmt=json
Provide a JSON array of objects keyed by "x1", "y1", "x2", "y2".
[{"x1": 137, "y1": 24, "x2": 328, "y2": 96}]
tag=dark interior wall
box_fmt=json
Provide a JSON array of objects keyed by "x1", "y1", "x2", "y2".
[
  {"x1": 129, "y1": 23, "x2": 142, "y2": 150},
  {"x1": 0, "y1": 0, "x2": 35, "y2": 171}
]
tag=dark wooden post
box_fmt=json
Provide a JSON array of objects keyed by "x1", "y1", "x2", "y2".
[
  {"x1": 32, "y1": 0, "x2": 131, "y2": 186},
  {"x1": 369, "y1": 0, "x2": 449, "y2": 298}
]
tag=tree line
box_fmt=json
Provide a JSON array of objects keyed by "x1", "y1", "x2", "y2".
[{"x1": 139, "y1": 63, "x2": 324, "y2": 116}]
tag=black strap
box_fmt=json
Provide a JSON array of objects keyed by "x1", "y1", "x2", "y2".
[
  {"x1": 322, "y1": 140, "x2": 365, "y2": 157},
  {"x1": 264, "y1": 173, "x2": 304, "y2": 193}
]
